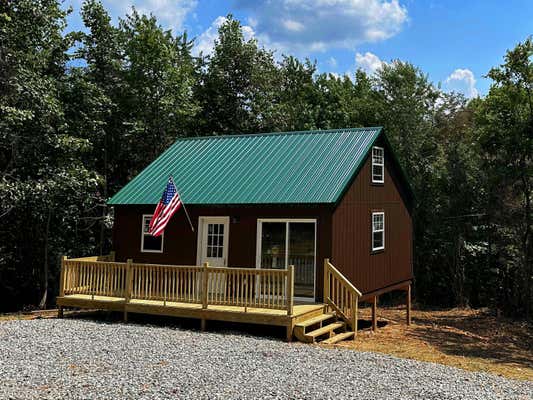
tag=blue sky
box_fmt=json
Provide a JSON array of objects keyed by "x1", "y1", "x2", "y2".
[{"x1": 65, "y1": 0, "x2": 533, "y2": 97}]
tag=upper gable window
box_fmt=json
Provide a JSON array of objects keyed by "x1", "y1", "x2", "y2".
[{"x1": 372, "y1": 146, "x2": 384, "y2": 184}]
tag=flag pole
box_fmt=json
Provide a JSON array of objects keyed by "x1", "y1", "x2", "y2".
[
  {"x1": 169, "y1": 176, "x2": 194, "y2": 232},
  {"x1": 181, "y1": 199, "x2": 195, "y2": 232}
]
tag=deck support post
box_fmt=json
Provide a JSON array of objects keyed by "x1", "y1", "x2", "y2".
[
  {"x1": 406, "y1": 284, "x2": 411, "y2": 326},
  {"x1": 124, "y1": 258, "x2": 133, "y2": 323},
  {"x1": 351, "y1": 296, "x2": 358, "y2": 340},
  {"x1": 200, "y1": 318, "x2": 206, "y2": 332},
  {"x1": 286, "y1": 322, "x2": 294, "y2": 342},
  {"x1": 371, "y1": 296, "x2": 378, "y2": 331},
  {"x1": 57, "y1": 306, "x2": 64, "y2": 318}
]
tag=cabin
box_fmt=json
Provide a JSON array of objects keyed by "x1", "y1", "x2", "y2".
[{"x1": 56, "y1": 127, "x2": 414, "y2": 344}]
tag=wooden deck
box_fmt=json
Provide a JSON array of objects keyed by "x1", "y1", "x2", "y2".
[
  {"x1": 57, "y1": 294, "x2": 325, "y2": 329},
  {"x1": 56, "y1": 255, "x2": 326, "y2": 340}
]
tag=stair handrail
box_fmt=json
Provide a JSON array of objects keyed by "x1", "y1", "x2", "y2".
[{"x1": 323, "y1": 258, "x2": 361, "y2": 335}]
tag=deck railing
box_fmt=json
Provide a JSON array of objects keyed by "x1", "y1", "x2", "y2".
[
  {"x1": 323, "y1": 258, "x2": 362, "y2": 334},
  {"x1": 59, "y1": 255, "x2": 295, "y2": 315}
]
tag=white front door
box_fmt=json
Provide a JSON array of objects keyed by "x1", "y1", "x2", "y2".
[{"x1": 197, "y1": 216, "x2": 229, "y2": 267}]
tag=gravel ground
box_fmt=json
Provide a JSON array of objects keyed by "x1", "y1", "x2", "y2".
[{"x1": 0, "y1": 318, "x2": 531, "y2": 400}]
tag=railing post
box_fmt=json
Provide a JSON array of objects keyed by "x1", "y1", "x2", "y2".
[
  {"x1": 124, "y1": 259, "x2": 133, "y2": 323},
  {"x1": 202, "y1": 262, "x2": 209, "y2": 309},
  {"x1": 59, "y1": 256, "x2": 67, "y2": 297},
  {"x1": 323, "y1": 258, "x2": 330, "y2": 303},
  {"x1": 109, "y1": 251, "x2": 116, "y2": 262},
  {"x1": 287, "y1": 265, "x2": 294, "y2": 316},
  {"x1": 125, "y1": 259, "x2": 133, "y2": 302}
]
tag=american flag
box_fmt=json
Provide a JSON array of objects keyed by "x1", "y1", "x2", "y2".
[{"x1": 148, "y1": 177, "x2": 182, "y2": 237}]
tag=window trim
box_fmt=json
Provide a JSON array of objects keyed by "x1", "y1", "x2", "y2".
[
  {"x1": 372, "y1": 146, "x2": 385, "y2": 184},
  {"x1": 140, "y1": 214, "x2": 164, "y2": 253},
  {"x1": 371, "y1": 211, "x2": 385, "y2": 252}
]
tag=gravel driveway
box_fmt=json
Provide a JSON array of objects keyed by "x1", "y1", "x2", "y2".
[{"x1": 0, "y1": 318, "x2": 531, "y2": 400}]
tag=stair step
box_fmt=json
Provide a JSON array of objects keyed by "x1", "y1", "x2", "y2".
[
  {"x1": 321, "y1": 331, "x2": 355, "y2": 344},
  {"x1": 295, "y1": 313, "x2": 335, "y2": 329},
  {"x1": 306, "y1": 322, "x2": 345, "y2": 339}
]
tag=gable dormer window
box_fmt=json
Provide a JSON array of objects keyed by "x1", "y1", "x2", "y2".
[{"x1": 372, "y1": 146, "x2": 384, "y2": 184}]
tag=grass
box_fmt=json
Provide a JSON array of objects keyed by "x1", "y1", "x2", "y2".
[{"x1": 329, "y1": 306, "x2": 533, "y2": 381}]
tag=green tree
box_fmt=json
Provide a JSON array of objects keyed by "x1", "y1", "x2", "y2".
[
  {"x1": 195, "y1": 15, "x2": 277, "y2": 134},
  {"x1": 474, "y1": 38, "x2": 533, "y2": 317}
]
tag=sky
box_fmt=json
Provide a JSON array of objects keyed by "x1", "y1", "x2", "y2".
[{"x1": 65, "y1": 0, "x2": 533, "y2": 98}]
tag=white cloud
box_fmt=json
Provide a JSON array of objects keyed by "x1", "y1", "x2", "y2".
[
  {"x1": 134, "y1": 0, "x2": 197, "y2": 31},
  {"x1": 234, "y1": 0, "x2": 408, "y2": 54},
  {"x1": 445, "y1": 68, "x2": 479, "y2": 98},
  {"x1": 193, "y1": 16, "x2": 256, "y2": 57},
  {"x1": 68, "y1": 0, "x2": 197, "y2": 31},
  {"x1": 355, "y1": 52, "x2": 386, "y2": 74}
]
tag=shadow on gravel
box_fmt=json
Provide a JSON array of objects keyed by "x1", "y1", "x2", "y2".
[{"x1": 66, "y1": 310, "x2": 287, "y2": 340}]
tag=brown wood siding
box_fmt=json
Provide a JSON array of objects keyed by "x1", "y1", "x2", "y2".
[
  {"x1": 112, "y1": 204, "x2": 332, "y2": 299},
  {"x1": 331, "y1": 140, "x2": 413, "y2": 295}
]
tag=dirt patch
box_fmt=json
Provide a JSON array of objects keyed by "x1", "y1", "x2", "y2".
[{"x1": 330, "y1": 306, "x2": 533, "y2": 381}]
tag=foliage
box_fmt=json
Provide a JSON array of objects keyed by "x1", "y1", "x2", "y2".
[{"x1": 0, "y1": 1, "x2": 531, "y2": 318}]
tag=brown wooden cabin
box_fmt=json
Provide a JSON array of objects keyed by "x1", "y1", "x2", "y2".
[{"x1": 57, "y1": 127, "x2": 414, "y2": 343}]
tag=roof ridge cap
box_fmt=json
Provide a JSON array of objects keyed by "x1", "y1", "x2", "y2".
[{"x1": 170, "y1": 127, "x2": 383, "y2": 142}]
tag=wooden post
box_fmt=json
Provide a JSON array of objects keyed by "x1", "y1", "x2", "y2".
[
  {"x1": 286, "y1": 322, "x2": 294, "y2": 342},
  {"x1": 200, "y1": 319, "x2": 206, "y2": 332},
  {"x1": 287, "y1": 265, "x2": 294, "y2": 316},
  {"x1": 323, "y1": 258, "x2": 329, "y2": 303},
  {"x1": 406, "y1": 283, "x2": 411, "y2": 326},
  {"x1": 351, "y1": 295, "x2": 358, "y2": 339},
  {"x1": 109, "y1": 251, "x2": 116, "y2": 262},
  {"x1": 371, "y1": 296, "x2": 378, "y2": 331},
  {"x1": 202, "y1": 262, "x2": 209, "y2": 309},
  {"x1": 59, "y1": 256, "x2": 67, "y2": 297},
  {"x1": 124, "y1": 258, "x2": 133, "y2": 322}
]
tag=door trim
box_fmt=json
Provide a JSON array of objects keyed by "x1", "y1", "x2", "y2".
[
  {"x1": 255, "y1": 218, "x2": 317, "y2": 302},
  {"x1": 196, "y1": 216, "x2": 230, "y2": 266}
]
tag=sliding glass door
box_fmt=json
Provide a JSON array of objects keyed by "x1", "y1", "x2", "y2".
[{"x1": 257, "y1": 220, "x2": 316, "y2": 299}]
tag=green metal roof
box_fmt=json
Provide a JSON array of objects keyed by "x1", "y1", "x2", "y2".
[{"x1": 108, "y1": 127, "x2": 385, "y2": 205}]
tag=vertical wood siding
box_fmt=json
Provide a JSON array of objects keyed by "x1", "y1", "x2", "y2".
[
  {"x1": 331, "y1": 139, "x2": 413, "y2": 295},
  {"x1": 112, "y1": 204, "x2": 332, "y2": 299}
]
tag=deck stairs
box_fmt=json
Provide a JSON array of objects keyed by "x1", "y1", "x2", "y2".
[{"x1": 293, "y1": 309, "x2": 355, "y2": 344}]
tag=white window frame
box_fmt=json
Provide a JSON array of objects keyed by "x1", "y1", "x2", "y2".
[
  {"x1": 256, "y1": 218, "x2": 317, "y2": 302},
  {"x1": 140, "y1": 214, "x2": 164, "y2": 253},
  {"x1": 372, "y1": 212, "x2": 385, "y2": 252},
  {"x1": 372, "y1": 146, "x2": 384, "y2": 184}
]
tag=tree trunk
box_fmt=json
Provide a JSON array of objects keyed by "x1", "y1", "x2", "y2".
[{"x1": 38, "y1": 208, "x2": 52, "y2": 309}]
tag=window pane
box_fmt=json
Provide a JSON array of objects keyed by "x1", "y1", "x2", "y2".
[
  {"x1": 289, "y1": 222, "x2": 315, "y2": 298},
  {"x1": 143, "y1": 217, "x2": 151, "y2": 233},
  {"x1": 143, "y1": 235, "x2": 162, "y2": 251},
  {"x1": 261, "y1": 222, "x2": 286, "y2": 269},
  {"x1": 373, "y1": 232, "x2": 383, "y2": 249}
]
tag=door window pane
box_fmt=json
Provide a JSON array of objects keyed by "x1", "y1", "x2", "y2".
[
  {"x1": 206, "y1": 223, "x2": 224, "y2": 259},
  {"x1": 289, "y1": 223, "x2": 315, "y2": 298},
  {"x1": 261, "y1": 222, "x2": 286, "y2": 269}
]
